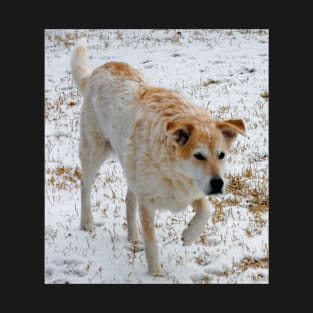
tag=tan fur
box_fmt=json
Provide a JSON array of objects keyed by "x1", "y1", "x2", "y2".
[
  {"x1": 141, "y1": 207, "x2": 153, "y2": 241},
  {"x1": 70, "y1": 39, "x2": 246, "y2": 277},
  {"x1": 101, "y1": 61, "x2": 144, "y2": 82},
  {"x1": 80, "y1": 77, "x2": 88, "y2": 91}
]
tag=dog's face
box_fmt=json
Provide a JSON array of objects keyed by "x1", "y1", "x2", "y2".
[{"x1": 167, "y1": 118, "x2": 246, "y2": 196}]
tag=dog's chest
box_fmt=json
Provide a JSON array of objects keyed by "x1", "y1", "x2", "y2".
[
  {"x1": 134, "y1": 171, "x2": 200, "y2": 212},
  {"x1": 149, "y1": 195, "x2": 189, "y2": 213}
]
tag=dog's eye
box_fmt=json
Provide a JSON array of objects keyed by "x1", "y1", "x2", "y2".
[
  {"x1": 194, "y1": 153, "x2": 206, "y2": 161},
  {"x1": 218, "y1": 152, "x2": 225, "y2": 160}
]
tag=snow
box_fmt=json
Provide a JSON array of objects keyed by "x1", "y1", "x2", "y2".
[{"x1": 45, "y1": 29, "x2": 269, "y2": 284}]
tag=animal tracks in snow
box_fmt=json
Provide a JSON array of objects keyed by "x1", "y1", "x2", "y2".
[{"x1": 45, "y1": 258, "x2": 89, "y2": 283}]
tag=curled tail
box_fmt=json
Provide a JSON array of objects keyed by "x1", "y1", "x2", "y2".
[{"x1": 70, "y1": 38, "x2": 92, "y2": 96}]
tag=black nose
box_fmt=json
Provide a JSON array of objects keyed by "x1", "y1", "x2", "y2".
[{"x1": 210, "y1": 177, "x2": 224, "y2": 194}]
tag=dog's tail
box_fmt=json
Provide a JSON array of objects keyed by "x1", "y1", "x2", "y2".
[{"x1": 70, "y1": 38, "x2": 92, "y2": 96}]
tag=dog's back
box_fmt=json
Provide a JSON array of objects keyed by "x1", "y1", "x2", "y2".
[{"x1": 71, "y1": 40, "x2": 145, "y2": 160}]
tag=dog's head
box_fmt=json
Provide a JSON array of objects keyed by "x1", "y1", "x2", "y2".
[{"x1": 166, "y1": 118, "x2": 246, "y2": 196}]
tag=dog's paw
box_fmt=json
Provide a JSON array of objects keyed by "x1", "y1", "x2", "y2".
[
  {"x1": 181, "y1": 228, "x2": 198, "y2": 246},
  {"x1": 128, "y1": 234, "x2": 143, "y2": 245},
  {"x1": 149, "y1": 266, "x2": 167, "y2": 277},
  {"x1": 127, "y1": 240, "x2": 145, "y2": 252},
  {"x1": 80, "y1": 220, "x2": 94, "y2": 232}
]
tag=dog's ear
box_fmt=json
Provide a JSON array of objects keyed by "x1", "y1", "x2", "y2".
[
  {"x1": 216, "y1": 119, "x2": 246, "y2": 142},
  {"x1": 167, "y1": 122, "x2": 194, "y2": 146}
]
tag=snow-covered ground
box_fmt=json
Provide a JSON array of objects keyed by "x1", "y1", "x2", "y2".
[{"x1": 45, "y1": 29, "x2": 268, "y2": 284}]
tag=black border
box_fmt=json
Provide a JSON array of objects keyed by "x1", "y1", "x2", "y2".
[{"x1": 9, "y1": 7, "x2": 298, "y2": 306}]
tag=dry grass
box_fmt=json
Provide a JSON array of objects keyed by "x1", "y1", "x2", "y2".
[
  {"x1": 198, "y1": 275, "x2": 212, "y2": 284},
  {"x1": 260, "y1": 91, "x2": 269, "y2": 99},
  {"x1": 247, "y1": 188, "x2": 268, "y2": 214},
  {"x1": 225, "y1": 173, "x2": 250, "y2": 196},
  {"x1": 46, "y1": 31, "x2": 86, "y2": 50},
  {"x1": 47, "y1": 166, "x2": 82, "y2": 190},
  {"x1": 237, "y1": 256, "x2": 269, "y2": 271},
  {"x1": 205, "y1": 256, "x2": 268, "y2": 281},
  {"x1": 222, "y1": 167, "x2": 268, "y2": 237},
  {"x1": 225, "y1": 168, "x2": 268, "y2": 214},
  {"x1": 215, "y1": 269, "x2": 230, "y2": 277},
  {"x1": 194, "y1": 254, "x2": 210, "y2": 266},
  {"x1": 210, "y1": 198, "x2": 225, "y2": 224},
  {"x1": 202, "y1": 79, "x2": 221, "y2": 87}
]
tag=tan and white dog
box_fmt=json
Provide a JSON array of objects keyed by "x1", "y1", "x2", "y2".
[{"x1": 70, "y1": 38, "x2": 246, "y2": 276}]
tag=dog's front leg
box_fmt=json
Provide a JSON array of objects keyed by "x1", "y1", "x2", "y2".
[
  {"x1": 182, "y1": 197, "x2": 210, "y2": 246},
  {"x1": 126, "y1": 189, "x2": 142, "y2": 243},
  {"x1": 139, "y1": 206, "x2": 166, "y2": 277}
]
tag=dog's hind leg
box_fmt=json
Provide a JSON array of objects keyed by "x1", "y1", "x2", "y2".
[
  {"x1": 181, "y1": 197, "x2": 210, "y2": 246},
  {"x1": 126, "y1": 189, "x2": 142, "y2": 243},
  {"x1": 79, "y1": 122, "x2": 112, "y2": 232}
]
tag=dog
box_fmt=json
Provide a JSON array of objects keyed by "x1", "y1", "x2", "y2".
[{"x1": 70, "y1": 38, "x2": 246, "y2": 276}]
